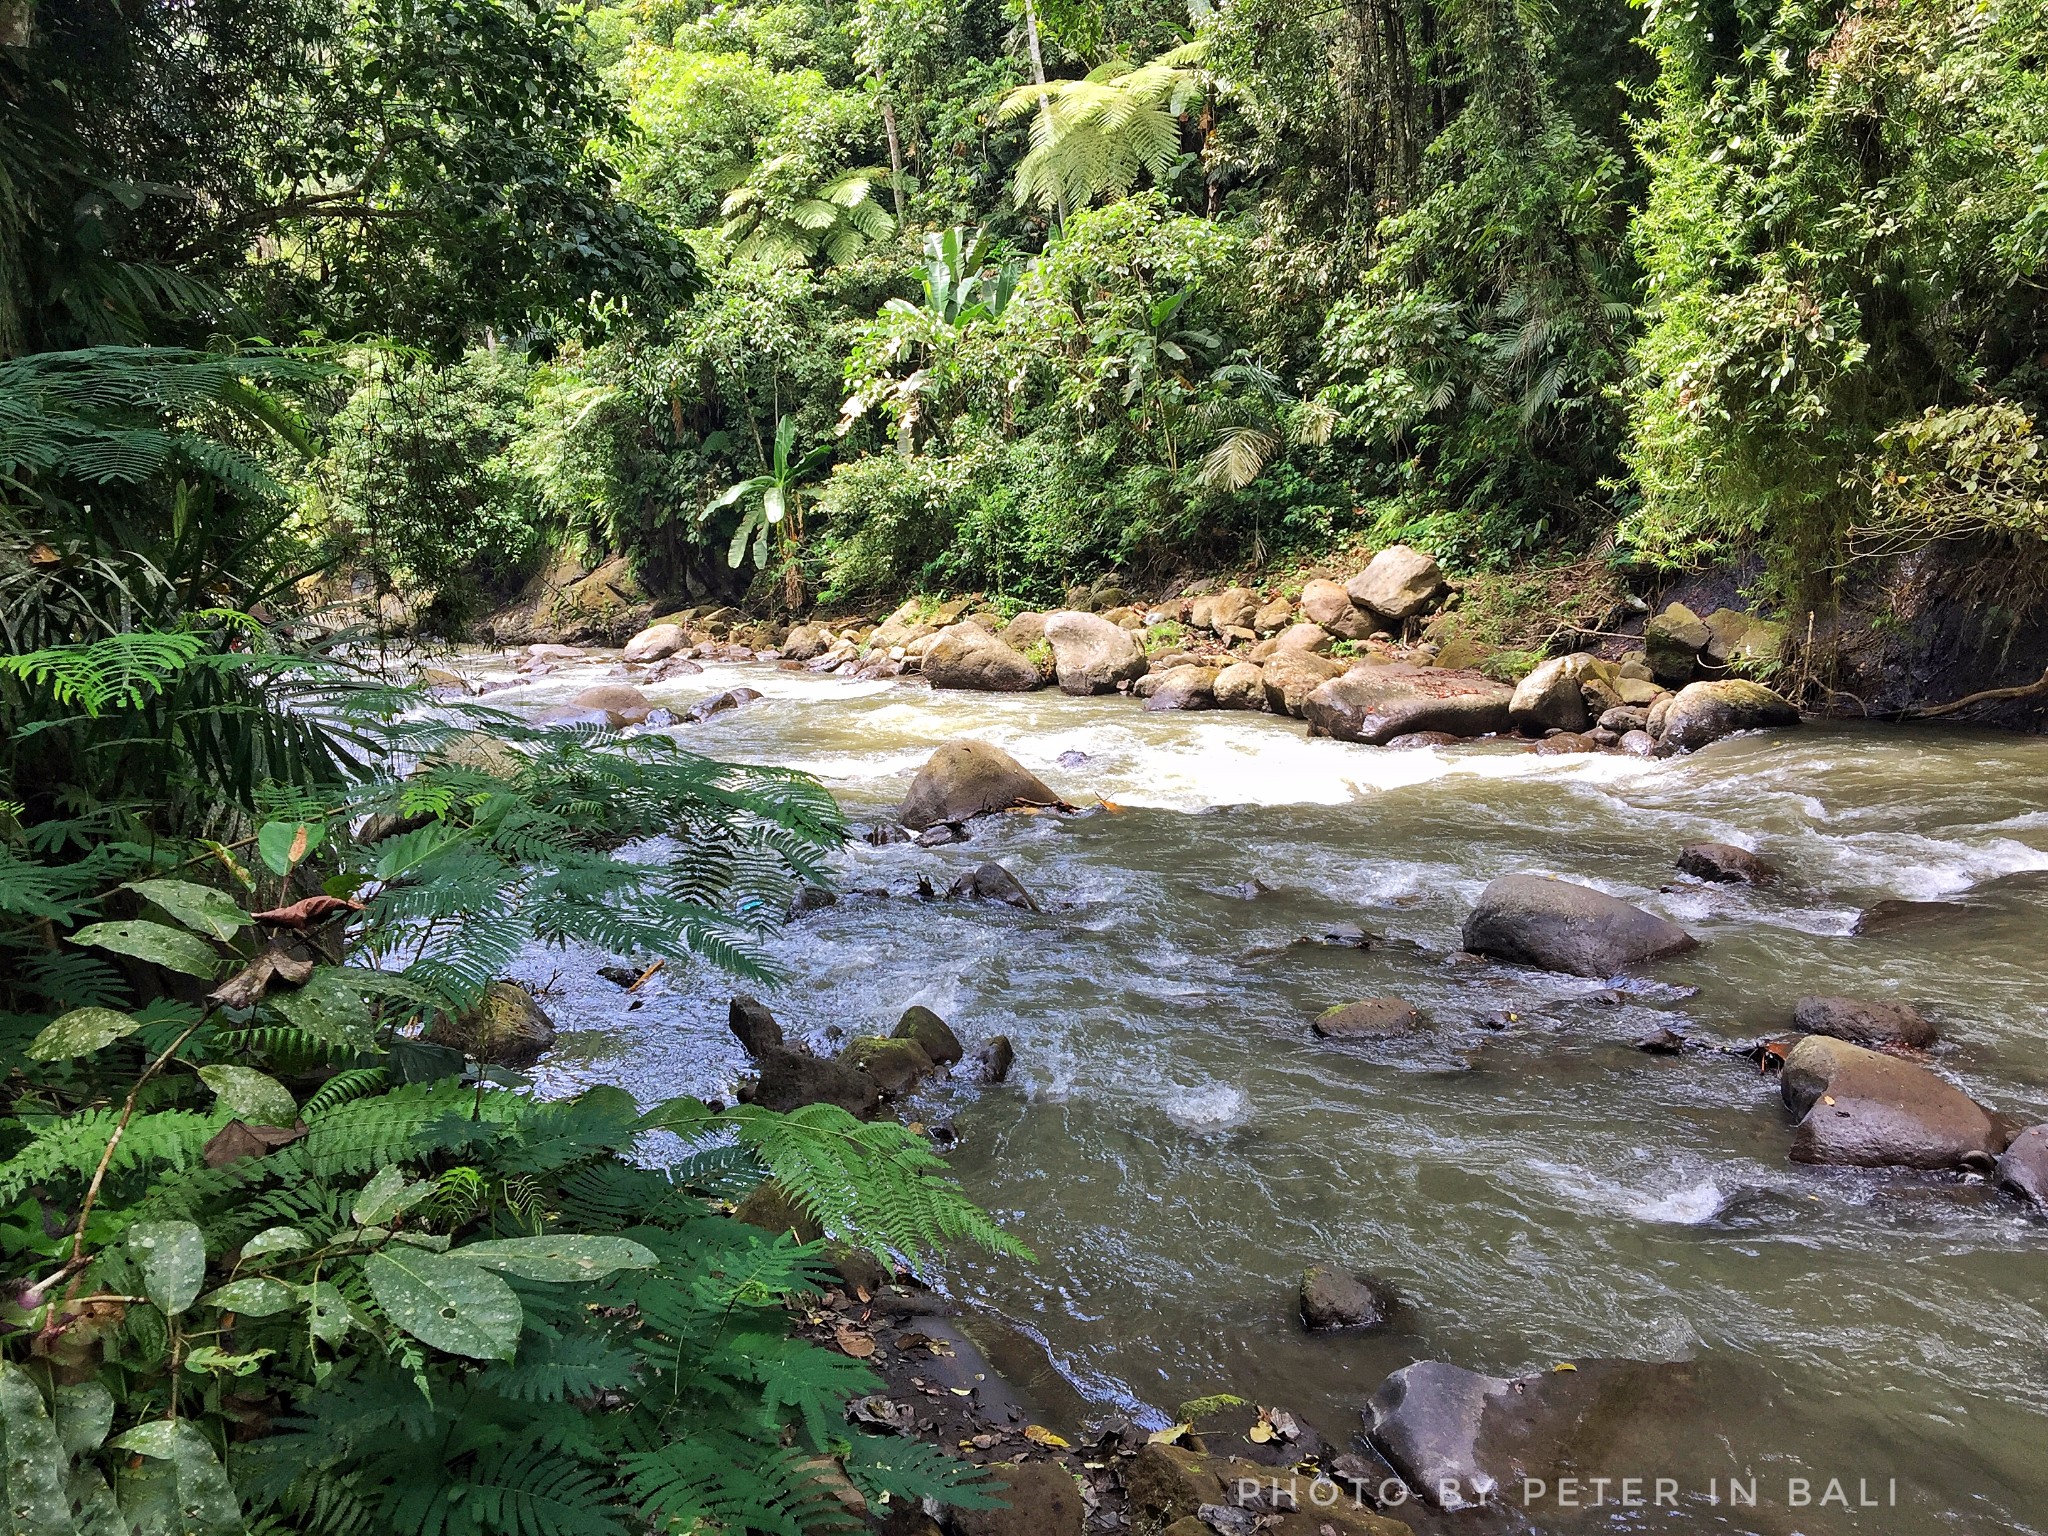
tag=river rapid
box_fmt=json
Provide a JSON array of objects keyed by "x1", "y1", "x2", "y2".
[{"x1": 471, "y1": 651, "x2": 2048, "y2": 1535}]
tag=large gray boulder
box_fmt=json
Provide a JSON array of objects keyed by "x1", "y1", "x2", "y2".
[
  {"x1": 1793, "y1": 995, "x2": 1936, "y2": 1049},
  {"x1": 1781, "y1": 1035, "x2": 2006, "y2": 1169},
  {"x1": 1997, "y1": 1124, "x2": 2048, "y2": 1210},
  {"x1": 1299, "y1": 1265, "x2": 1397, "y2": 1331},
  {"x1": 1043, "y1": 610, "x2": 1147, "y2": 695},
  {"x1": 1188, "y1": 585, "x2": 1257, "y2": 633},
  {"x1": 1346, "y1": 545, "x2": 1447, "y2": 622},
  {"x1": 1507, "y1": 653, "x2": 1624, "y2": 734},
  {"x1": 1657, "y1": 679, "x2": 1798, "y2": 753},
  {"x1": 779, "y1": 623, "x2": 831, "y2": 661},
  {"x1": 1365, "y1": 1362, "x2": 1511, "y2": 1509},
  {"x1": 1303, "y1": 664, "x2": 1513, "y2": 744},
  {"x1": 1260, "y1": 650, "x2": 1348, "y2": 717},
  {"x1": 1643, "y1": 602, "x2": 1711, "y2": 684},
  {"x1": 622, "y1": 622, "x2": 687, "y2": 662},
  {"x1": 1138, "y1": 664, "x2": 1220, "y2": 711},
  {"x1": 1463, "y1": 874, "x2": 1699, "y2": 977},
  {"x1": 922, "y1": 623, "x2": 1042, "y2": 692},
  {"x1": 899, "y1": 739, "x2": 1063, "y2": 830}
]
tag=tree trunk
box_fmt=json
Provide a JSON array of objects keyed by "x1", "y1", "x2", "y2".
[
  {"x1": 0, "y1": 0, "x2": 31, "y2": 47},
  {"x1": 1021, "y1": 0, "x2": 1066, "y2": 231},
  {"x1": 879, "y1": 99, "x2": 908, "y2": 222}
]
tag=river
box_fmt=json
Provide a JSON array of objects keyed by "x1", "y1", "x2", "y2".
[{"x1": 471, "y1": 651, "x2": 2048, "y2": 1535}]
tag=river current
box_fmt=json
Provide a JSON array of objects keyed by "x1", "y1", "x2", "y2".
[{"x1": 470, "y1": 651, "x2": 2048, "y2": 1535}]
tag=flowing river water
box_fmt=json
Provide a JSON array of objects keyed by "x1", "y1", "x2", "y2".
[{"x1": 468, "y1": 651, "x2": 2048, "y2": 1534}]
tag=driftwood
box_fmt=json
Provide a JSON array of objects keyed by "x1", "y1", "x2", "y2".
[{"x1": 1904, "y1": 668, "x2": 2048, "y2": 718}]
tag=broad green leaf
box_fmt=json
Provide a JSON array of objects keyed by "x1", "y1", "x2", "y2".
[
  {"x1": 202, "y1": 1278, "x2": 297, "y2": 1318},
  {"x1": 52, "y1": 1379, "x2": 115, "y2": 1456},
  {"x1": 25, "y1": 1006, "x2": 141, "y2": 1060},
  {"x1": 455, "y1": 1235, "x2": 658, "y2": 1283},
  {"x1": 196, "y1": 1065, "x2": 297, "y2": 1128},
  {"x1": 182, "y1": 1346, "x2": 273, "y2": 1377},
  {"x1": 0, "y1": 1361, "x2": 74, "y2": 1536},
  {"x1": 353, "y1": 1165, "x2": 435, "y2": 1226},
  {"x1": 257, "y1": 820, "x2": 323, "y2": 877},
  {"x1": 269, "y1": 967, "x2": 372, "y2": 1047},
  {"x1": 240, "y1": 1226, "x2": 308, "y2": 1259},
  {"x1": 71, "y1": 920, "x2": 220, "y2": 979},
  {"x1": 67, "y1": 1466, "x2": 123, "y2": 1536},
  {"x1": 126, "y1": 1221, "x2": 206, "y2": 1316},
  {"x1": 111, "y1": 1419, "x2": 245, "y2": 1536},
  {"x1": 124, "y1": 879, "x2": 250, "y2": 941},
  {"x1": 303, "y1": 1281, "x2": 352, "y2": 1343},
  {"x1": 363, "y1": 1250, "x2": 521, "y2": 1361},
  {"x1": 764, "y1": 484, "x2": 787, "y2": 524}
]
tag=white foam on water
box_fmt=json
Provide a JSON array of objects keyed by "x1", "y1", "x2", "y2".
[
  {"x1": 1161, "y1": 1082, "x2": 1251, "y2": 1131},
  {"x1": 1524, "y1": 1160, "x2": 1734, "y2": 1226}
]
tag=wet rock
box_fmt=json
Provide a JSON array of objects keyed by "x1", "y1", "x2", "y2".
[
  {"x1": 863, "y1": 821, "x2": 913, "y2": 846},
  {"x1": 1301, "y1": 664, "x2": 1511, "y2": 743},
  {"x1": 1261, "y1": 650, "x2": 1349, "y2": 717},
  {"x1": 1044, "y1": 610, "x2": 1148, "y2": 694},
  {"x1": 1598, "y1": 705, "x2": 1649, "y2": 734},
  {"x1": 742, "y1": 1045, "x2": 882, "y2": 1119},
  {"x1": 1189, "y1": 585, "x2": 1258, "y2": 633},
  {"x1": 597, "y1": 963, "x2": 642, "y2": 988},
  {"x1": 728, "y1": 995, "x2": 785, "y2": 1055},
  {"x1": 1635, "y1": 1026, "x2": 1687, "y2": 1054},
  {"x1": 1619, "y1": 729, "x2": 1659, "y2": 757},
  {"x1": 1463, "y1": 874, "x2": 1700, "y2": 978},
  {"x1": 1212, "y1": 661, "x2": 1267, "y2": 711},
  {"x1": 1852, "y1": 897, "x2": 1965, "y2": 935},
  {"x1": 1586, "y1": 725, "x2": 1621, "y2": 747},
  {"x1": 623, "y1": 622, "x2": 687, "y2": 662},
  {"x1": 779, "y1": 623, "x2": 830, "y2": 661},
  {"x1": 1532, "y1": 731, "x2": 1596, "y2": 755},
  {"x1": 842, "y1": 1035, "x2": 935, "y2": 1096},
  {"x1": 1675, "y1": 842, "x2": 1779, "y2": 885},
  {"x1": 570, "y1": 684, "x2": 656, "y2": 726},
  {"x1": 900, "y1": 740, "x2": 1063, "y2": 830},
  {"x1": 417, "y1": 666, "x2": 470, "y2": 694},
  {"x1": 972, "y1": 1035, "x2": 1016, "y2": 1083},
  {"x1": 526, "y1": 642, "x2": 585, "y2": 662},
  {"x1": 1508, "y1": 653, "x2": 1624, "y2": 734},
  {"x1": 789, "y1": 884, "x2": 837, "y2": 915},
  {"x1": 1143, "y1": 665, "x2": 1221, "y2": 711},
  {"x1": 1996, "y1": 1124, "x2": 2048, "y2": 1209},
  {"x1": 1312, "y1": 998, "x2": 1425, "y2": 1040},
  {"x1": 1781, "y1": 1035, "x2": 2004, "y2": 1169},
  {"x1": 1643, "y1": 602, "x2": 1711, "y2": 684},
  {"x1": 947, "y1": 1459, "x2": 1085, "y2": 1536},
  {"x1": 923, "y1": 623, "x2": 1043, "y2": 692},
  {"x1": 1385, "y1": 730, "x2": 1461, "y2": 749},
  {"x1": 915, "y1": 822, "x2": 969, "y2": 847},
  {"x1": 947, "y1": 861, "x2": 1038, "y2": 911},
  {"x1": 1346, "y1": 546, "x2": 1447, "y2": 623},
  {"x1": 893, "y1": 1005, "x2": 963, "y2": 1066},
  {"x1": 425, "y1": 981, "x2": 556, "y2": 1067},
  {"x1": 1299, "y1": 577, "x2": 1371, "y2": 638},
  {"x1": 686, "y1": 686, "x2": 763, "y2": 723},
  {"x1": 1793, "y1": 995, "x2": 1935, "y2": 1048},
  {"x1": 1299, "y1": 1265, "x2": 1397, "y2": 1331},
  {"x1": 1657, "y1": 679, "x2": 1799, "y2": 754},
  {"x1": 1364, "y1": 1361, "x2": 1509, "y2": 1509}
]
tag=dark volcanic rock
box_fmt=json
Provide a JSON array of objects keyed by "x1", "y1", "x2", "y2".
[
  {"x1": 727, "y1": 995, "x2": 785, "y2": 1056},
  {"x1": 1792, "y1": 994, "x2": 1936, "y2": 1048},
  {"x1": 1997, "y1": 1124, "x2": 2048, "y2": 1210},
  {"x1": 1299, "y1": 1265, "x2": 1397, "y2": 1331},
  {"x1": 893, "y1": 1004, "x2": 963, "y2": 1066},
  {"x1": 1463, "y1": 874, "x2": 1699, "y2": 978},
  {"x1": 1676, "y1": 842, "x2": 1780, "y2": 885},
  {"x1": 425, "y1": 981, "x2": 556, "y2": 1067},
  {"x1": 948, "y1": 1459, "x2": 1085, "y2": 1536},
  {"x1": 742, "y1": 1045, "x2": 882, "y2": 1119},
  {"x1": 685, "y1": 686, "x2": 763, "y2": 723},
  {"x1": 972, "y1": 1035, "x2": 1016, "y2": 1083}
]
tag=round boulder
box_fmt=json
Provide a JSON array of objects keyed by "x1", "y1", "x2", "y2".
[
  {"x1": 1345, "y1": 545, "x2": 1447, "y2": 623},
  {"x1": 892, "y1": 1004, "x2": 963, "y2": 1066},
  {"x1": 1657, "y1": 680, "x2": 1799, "y2": 754},
  {"x1": 1508, "y1": 653, "x2": 1623, "y2": 735},
  {"x1": 1302, "y1": 664, "x2": 1513, "y2": 745},
  {"x1": 1212, "y1": 661, "x2": 1267, "y2": 711},
  {"x1": 569, "y1": 685, "x2": 655, "y2": 726},
  {"x1": 426, "y1": 981, "x2": 556, "y2": 1067},
  {"x1": 1300, "y1": 1265, "x2": 1397, "y2": 1331},
  {"x1": 1792, "y1": 995, "x2": 1936, "y2": 1049},
  {"x1": 1463, "y1": 874, "x2": 1699, "y2": 977},
  {"x1": 923, "y1": 623, "x2": 1043, "y2": 692},
  {"x1": 623, "y1": 622, "x2": 687, "y2": 663},
  {"x1": 1313, "y1": 997, "x2": 1425, "y2": 1039},
  {"x1": 1299, "y1": 577, "x2": 1372, "y2": 639},
  {"x1": 1043, "y1": 610, "x2": 1148, "y2": 695},
  {"x1": 1676, "y1": 842, "x2": 1780, "y2": 885},
  {"x1": 1997, "y1": 1124, "x2": 2048, "y2": 1210},
  {"x1": 900, "y1": 739, "x2": 1063, "y2": 830},
  {"x1": 1781, "y1": 1035, "x2": 2005, "y2": 1168}
]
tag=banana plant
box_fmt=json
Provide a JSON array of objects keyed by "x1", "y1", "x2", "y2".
[
  {"x1": 919, "y1": 226, "x2": 1021, "y2": 326},
  {"x1": 704, "y1": 415, "x2": 832, "y2": 599}
]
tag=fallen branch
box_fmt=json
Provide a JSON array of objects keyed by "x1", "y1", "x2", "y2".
[{"x1": 1904, "y1": 668, "x2": 2048, "y2": 718}]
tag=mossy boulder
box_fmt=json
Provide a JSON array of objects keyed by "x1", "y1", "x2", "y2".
[
  {"x1": 892, "y1": 1005, "x2": 963, "y2": 1066},
  {"x1": 426, "y1": 981, "x2": 556, "y2": 1067},
  {"x1": 841, "y1": 1036, "x2": 935, "y2": 1096}
]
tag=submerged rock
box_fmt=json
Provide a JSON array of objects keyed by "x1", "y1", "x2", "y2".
[
  {"x1": 569, "y1": 685, "x2": 655, "y2": 726},
  {"x1": 947, "y1": 860, "x2": 1039, "y2": 911},
  {"x1": 1312, "y1": 997, "x2": 1425, "y2": 1040},
  {"x1": 1463, "y1": 874, "x2": 1699, "y2": 978},
  {"x1": 923, "y1": 623, "x2": 1043, "y2": 692},
  {"x1": 973, "y1": 1035, "x2": 1016, "y2": 1084},
  {"x1": 841, "y1": 1035, "x2": 935, "y2": 1096},
  {"x1": 1676, "y1": 842, "x2": 1780, "y2": 885},
  {"x1": 426, "y1": 980, "x2": 556, "y2": 1067},
  {"x1": 1657, "y1": 679, "x2": 1798, "y2": 753},
  {"x1": 1299, "y1": 1265, "x2": 1397, "y2": 1331},
  {"x1": 742, "y1": 1045, "x2": 882, "y2": 1119},
  {"x1": 1044, "y1": 610, "x2": 1148, "y2": 695},
  {"x1": 1793, "y1": 995, "x2": 1936, "y2": 1049},
  {"x1": 685, "y1": 686, "x2": 763, "y2": 723},
  {"x1": 1302, "y1": 664, "x2": 1512, "y2": 744},
  {"x1": 899, "y1": 739, "x2": 1063, "y2": 830},
  {"x1": 1781, "y1": 1035, "x2": 2004, "y2": 1169}
]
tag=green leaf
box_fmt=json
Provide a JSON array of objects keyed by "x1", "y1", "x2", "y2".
[
  {"x1": 126, "y1": 1221, "x2": 206, "y2": 1316},
  {"x1": 363, "y1": 1250, "x2": 522, "y2": 1361},
  {"x1": 269, "y1": 968, "x2": 373, "y2": 1047},
  {"x1": 182, "y1": 1346, "x2": 273, "y2": 1377},
  {"x1": 72, "y1": 920, "x2": 220, "y2": 979},
  {"x1": 240, "y1": 1226, "x2": 309, "y2": 1259},
  {"x1": 202, "y1": 1278, "x2": 297, "y2": 1318},
  {"x1": 196, "y1": 1066, "x2": 297, "y2": 1128},
  {"x1": 454, "y1": 1235, "x2": 658, "y2": 1282},
  {"x1": 52, "y1": 1380, "x2": 115, "y2": 1457},
  {"x1": 0, "y1": 1361, "x2": 76, "y2": 1536},
  {"x1": 353, "y1": 1165, "x2": 435, "y2": 1226},
  {"x1": 110, "y1": 1419, "x2": 245, "y2": 1536},
  {"x1": 124, "y1": 880, "x2": 250, "y2": 942},
  {"x1": 304, "y1": 1282, "x2": 352, "y2": 1344},
  {"x1": 764, "y1": 484, "x2": 787, "y2": 524},
  {"x1": 67, "y1": 1466, "x2": 122, "y2": 1536},
  {"x1": 26, "y1": 1006, "x2": 142, "y2": 1060},
  {"x1": 257, "y1": 820, "x2": 323, "y2": 878}
]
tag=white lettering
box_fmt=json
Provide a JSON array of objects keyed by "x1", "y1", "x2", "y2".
[
  {"x1": 1730, "y1": 1476, "x2": 1757, "y2": 1507},
  {"x1": 1820, "y1": 1478, "x2": 1849, "y2": 1509},
  {"x1": 1788, "y1": 1478, "x2": 1811, "y2": 1507},
  {"x1": 1235, "y1": 1479, "x2": 1262, "y2": 1505},
  {"x1": 1522, "y1": 1479, "x2": 1547, "y2": 1506},
  {"x1": 1588, "y1": 1477, "x2": 1612, "y2": 1506},
  {"x1": 1655, "y1": 1478, "x2": 1678, "y2": 1507},
  {"x1": 1310, "y1": 1478, "x2": 1338, "y2": 1508},
  {"x1": 1557, "y1": 1477, "x2": 1580, "y2": 1508},
  {"x1": 1620, "y1": 1477, "x2": 1644, "y2": 1508}
]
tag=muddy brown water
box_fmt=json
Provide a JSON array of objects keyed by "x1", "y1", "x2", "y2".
[{"x1": 466, "y1": 653, "x2": 2048, "y2": 1534}]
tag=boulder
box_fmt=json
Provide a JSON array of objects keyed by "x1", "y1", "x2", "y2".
[
  {"x1": 1043, "y1": 610, "x2": 1148, "y2": 695},
  {"x1": 643, "y1": 655, "x2": 705, "y2": 683},
  {"x1": 728, "y1": 995, "x2": 784, "y2": 1055},
  {"x1": 685, "y1": 686, "x2": 762, "y2": 723},
  {"x1": 1643, "y1": 603, "x2": 1711, "y2": 684},
  {"x1": 742, "y1": 1045, "x2": 882, "y2": 1119},
  {"x1": 1533, "y1": 732, "x2": 1596, "y2": 755},
  {"x1": 1598, "y1": 705, "x2": 1649, "y2": 734},
  {"x1": 1298, "y1": 577, "x2": 1362, "y2": 633},
  {"x1": 1260, "y1": 651, "x2": 1349, "y2": 717},
  {"x1": 1364, "y1": 1361, "x2": 1510, "y2": 1510},
  {"x1": 780, "y1": 623, "x2": 830, "y2": 661},
  {"x1": 1312, "y1": 998, "x2": 1425, "y2": 1039},
  {"x1": 997, "y1": 611, "x2": 1048, "y2": 653},
  {"x1": 1997, "y1": 1124, "x2": 2048, "y2": 1209},
  {"x1": 973, "y1": 1035, "x2": 1016, "y2": 1083},
  {"x1": 1792, "y1": 995, "x2": 1936, "y2": 1048},
  {"x1": 1702, "y1": 608, "x2": 1784, "y2": 667},
  {"x1": 622, "y1": 622, "x2": 687, "y2": 663},
  {"x1": 900, "y1": 740, "x2": 1063, "y2": 830},
  {"x1": 893, "y1": 1005, "x2": 963, "y2": 1066},
  {"x1": 923, "y1": 624, "x2": 1042, "y2": 692},
  {"x1": 841, "y1": 1035, "x2": 935, "y2": 1096},
  {"x1": 1299, "y1": 1266, "x2": 1397, "y2": 1331},
  {"x1": 1618, "y1": 676, "x2": 1663, "y2": 706},
  {"x1": 1189, "y1": 586, "x2": 1257, "y2": 633},
  {"x1": 1657, "y1": 680, "x2": 1799, "y2": 753},
  {"x1": 1675, "y1": 842, "x2": 1780, "y2": 886},
  {"x1": 1780, "y1": 1035, "x2": 2005, "y2": 1169},
  {"x1": 948, "y1": 1460, "x2": 1085, "y2": 1536},
  {"x1": 569, "y1": 685, "x2": 655, "y2": 726},
  {"x1": 425, "y1": 981, "x2": 556, "y2": 1067},
  {"x1": 1212, "y1": 661, "x2": 1267, "y2": 711},
  {"x1": 1385, "y1": 731, "x2": 1460, "y2": 749},
  {"x1": 1142, "y1": 668, "x2": 1220, "y2": 711},
  {"x1": 1620, "y1": 730, "x2": 1658, "y2": 757},
  {"x1": 1345, "y1": 546, "x2": 1446, "y2": 623},
  {"x1": 1507, "y1": 653, "x2": 1624, "y2": 735},
  {"x1": 1301, "y1": 665, "x2": 1513, "y2": 744},
  {"x1": 1463, "y1": 874, "x2": 1699, "y2": 977},
  {"x1": 1252, "y1": 595, "x2": 1295, "y2": 634},
  {"x1": 867, "y1": 598, "x2": 934, "y2": 651},
  {"x1": 1271, "y1": 621, "x2": 1333, "y2": 653},
  {"x1": 947, "y1": 861, "x2": 1038, "y2": 911}
]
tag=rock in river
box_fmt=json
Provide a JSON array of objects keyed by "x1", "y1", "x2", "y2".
[
  {"x1": 1138, "y1": 664, "x2": 1220, "y2": 710},
  {"x1": 1260, "y1": 651, "x2": 1347, "y2": 717},
  {"x1": 840, "y1": 1035, "x2": 935, "y2": 1096},
  {"x1": 569, "y1": 685, "x2": 655, "y2": 726},
  {"x1": 1044, "y1": 610, "x2": 1148, "y2": 695},
  {"x1": 1299, "y1": 1265, "x2": 1397, "y2": 1331},
  {"x1": 1793, "y1": 994, "x2": 1936, "y2": 1048},
  {"x1": 923, "y1": 622, "x2": 1042, "y2": 692},
  {"x1": 1302, "y1": 664, "x2": 1512, "y2": 744},
  {"x1": 742, "y1": 1045, "x2": 882, "y2": 1119},
  {"x1": 1312, "y1": 997, "x2": 1425, "y2": 1039},
  {"x1": 893, "y1": 1004, "x2": 963, "y2": 1066},
  {"x1": 949, "y1": 1459, "x2": 1085, "y2": 1536},
  {"x1": 1997, "y1": 1124, "x2": 2048, "y2": 1210},
  {"x1": 900, "y1": 739, "x2": 1063, "y2": 830},
  {"x1": 685, "y1": 686, "x2": 762, "y2": 723},
  {"x1": 1657, "y1": 679, "x2": 1798, "y2": 753},
  {"x1": 1212, "y1": 660, "x2": 1267, "y2": 711},
  {"x1": 1676, "y1": 841, "x2": 1780, "y2": 885},
  {"x1": 1507, "y1": 652, "x2": 1623, "y2": 734},
  {"x1": 1780, "y1": 1035, "x2": 2005, "y2": 1169},
  {"x1": 1462, "y1": 874, "x2": 1698, "y2": 977},
  {"x1": 425, "y1": 980, "x2": 555, "y2": 1067},
  {"x1": 728, "y1": 994, "x2": 784, "y2": 1055},
  {"x1": 947, "y1": 860, "x2": 1038, "y2": 910},
  {"x1": 622, "y1": 622, "x2": 687, "y2": 662}
]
